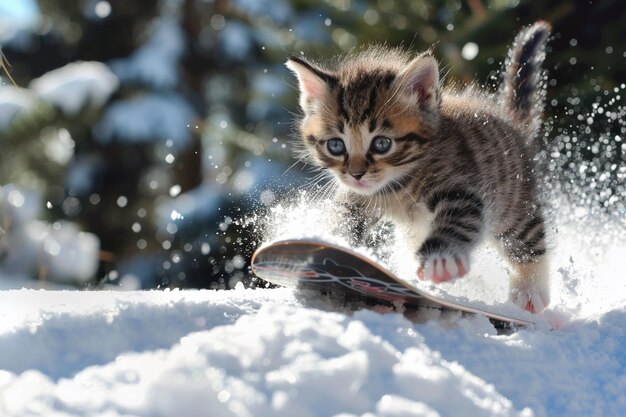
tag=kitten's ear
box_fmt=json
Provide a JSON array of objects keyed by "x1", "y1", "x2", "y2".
[
  {"x1": 286, "y1": 57, "x2": 334, "y2": 113},
  {"x1": 396, "y1": 54, "x2": 441, "y2": 111}
]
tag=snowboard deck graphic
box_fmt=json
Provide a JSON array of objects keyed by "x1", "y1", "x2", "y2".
[{"x1": 251, "y1": 239, "x2": 534, "y2": 328}]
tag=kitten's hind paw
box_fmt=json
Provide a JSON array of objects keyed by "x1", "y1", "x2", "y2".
[
  {"x1": 417, "y1": 253, "x2": 469, "y2": 284},
  {"x1": 509, "y1": 287, "x2": 549, "y2": 314}
]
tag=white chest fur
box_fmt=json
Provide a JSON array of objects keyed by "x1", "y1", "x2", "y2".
[{"x1": 380, "y1": 197, "x2": 434, "y2": 252}]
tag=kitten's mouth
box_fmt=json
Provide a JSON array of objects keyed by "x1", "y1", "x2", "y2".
[{"x1": 344, "y1": 177, "x2": 380, "y2": 195}]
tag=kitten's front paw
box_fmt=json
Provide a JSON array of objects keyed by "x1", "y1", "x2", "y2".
[
  {"x1": 509, "y1": 286, "x2": 550, "y2": 314},
  {"x1": 417, "y1": 252, "x2": 469, "y2": 284}
]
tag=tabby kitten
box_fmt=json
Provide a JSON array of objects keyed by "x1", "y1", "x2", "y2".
[{"x1": 286, "y1": 21, "x2": 551, "y2": 313}]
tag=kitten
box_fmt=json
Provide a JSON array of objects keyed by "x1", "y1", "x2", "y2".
[{"x1": 286, "y1": 21, "x2": 551, "y2": 313}]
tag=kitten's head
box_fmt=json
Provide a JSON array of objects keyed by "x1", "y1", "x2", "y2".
[{"x1": 286, "y1": 47, "x2": 441, "y2": 196}]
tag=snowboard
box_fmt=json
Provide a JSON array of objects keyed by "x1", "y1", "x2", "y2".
[{"x1": 251, "y1": 239, "x2": 535, "y2": 328}]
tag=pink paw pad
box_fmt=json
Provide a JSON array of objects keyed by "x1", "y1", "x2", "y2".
[
  {"x1": 417, "y1": 253, "x2": 469, "y2": 284},
  {"x1": 510, "y1": 288, "x2": 550, "y2": 314}
]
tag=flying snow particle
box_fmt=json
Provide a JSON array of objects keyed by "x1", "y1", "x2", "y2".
[
  {"x1": 462, "y1": 42, "x2": 479, "y2": 61},
  {"x1": 7, "y1": 190, "x2": 25, "y2": 208},
  {"x1": 169, "y1": 185, "x2": 182, "y2": 197},
  {"x1": 95, "y1": 1, "x2": 111, "y2": 18},
  {"x1": 260, "y1": 190, "x2": 275, "y2": 205},
  {"x1": 210, "y1": 14, "x2": 226, "y2": 31}
]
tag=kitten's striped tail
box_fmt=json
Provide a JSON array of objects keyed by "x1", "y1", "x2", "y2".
[{"x1": 501, "y1": 21, "x2": 551, "y2": 140}]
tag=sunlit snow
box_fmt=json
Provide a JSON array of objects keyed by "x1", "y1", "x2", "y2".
[
  {"x1": 93, "y1": 92, "x2": 197, "y2": 149},
  {"x1": 29, "y1": 61, "x2": 119, "y2": 116}
]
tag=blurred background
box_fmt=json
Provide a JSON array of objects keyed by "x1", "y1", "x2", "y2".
[{"x1": 0, "y1": 0, "x2": 623, "y2": 290}]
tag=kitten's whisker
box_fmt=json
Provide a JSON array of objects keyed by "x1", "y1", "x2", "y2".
[
  {"x1": 304, "y1": 174, "x2": 332, "y2": 199},
  {"x1": 309, "y1": 173, "x2": 336, "y2": 202},
  {"x1": 324, "y1": 180, "x2": 339, "y2": 203},
  {"x1": 318, "y1": 179, "x2": 338, "y2": 203},
  {"x1": 308, "y1": 174, "x2": 331, "y2": 190},
  {"x1": 304, "y1": 176, "x2": 326, "y2": 190},
  {"x1": 312, "y1": 178, "x2": 329, "y2": 201},
  {"x1": 283, "y1": 156, "x2": 308, "y2": 175}
]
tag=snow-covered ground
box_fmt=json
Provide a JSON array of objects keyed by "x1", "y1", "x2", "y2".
[
  {"x1": 1, "y1": 286, "x2": 626, "y2": 417},
  {"x1": 2, "y1": 198, "x2": 626, "y2": 417}
]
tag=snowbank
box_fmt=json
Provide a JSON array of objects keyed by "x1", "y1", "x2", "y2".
[{"x1": 1, "y1": 288, "x2": 626, "y2": 417}]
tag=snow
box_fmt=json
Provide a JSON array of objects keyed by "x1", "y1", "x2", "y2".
[
  {"x1": 0, "y1": 184, "x2": 40, "y2": 226},
  {"x1": 2, "y1": 283, "x2": 626, "y2": 417},
  {"x1": 0, "y1": 61, "x2": 118, "y2": 129},
  {"x1": 0, "y1": 185, "x2": 100, "y2": 285},
  {"x1": 5, "y1": 189, "x2": 610, "y2": 417},
  {"x1": 29, "y1": 61, "x2": 119, "y2": 116},
  {"x1": 259, "y1": 192, "x2": 626, "y2": 319},
  {"x1": 109, "y1": 19, "x2": 185, "y2": 89},
  {"x1": 1, "y1": 220, "x2": 100, "y2": 285},
  {"x1": 93, "y1": 92, "x2": 197, "y2": 149},
  {"x1": 0, "y1": 86, "x2": 38, "y2": 130},
  {"x1": 0, "y1": 290, "x2": 529, "y2": 417},
  {"x1": 3, "y1": 194, "x2": 626, "y2": 417}
]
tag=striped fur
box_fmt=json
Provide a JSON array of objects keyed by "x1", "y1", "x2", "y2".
[
  {"x1": 286, "y1": 23, "x2": 552, "y2": 313},
  {"x1": 501, "y1": 20, "x2": 551, "y2": 141}
]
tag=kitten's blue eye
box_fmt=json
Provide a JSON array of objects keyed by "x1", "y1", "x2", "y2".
[
  {"x1": 327, "y1": 138, "x2": 346, "y2": 156},
  {"x1": 371, "y1": 136, "x2": 392, "y2": 154}
]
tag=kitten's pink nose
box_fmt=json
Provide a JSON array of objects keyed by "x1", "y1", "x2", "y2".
[{"x1": 349, "y1": 172, "x2": 365, "y2": 180}]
